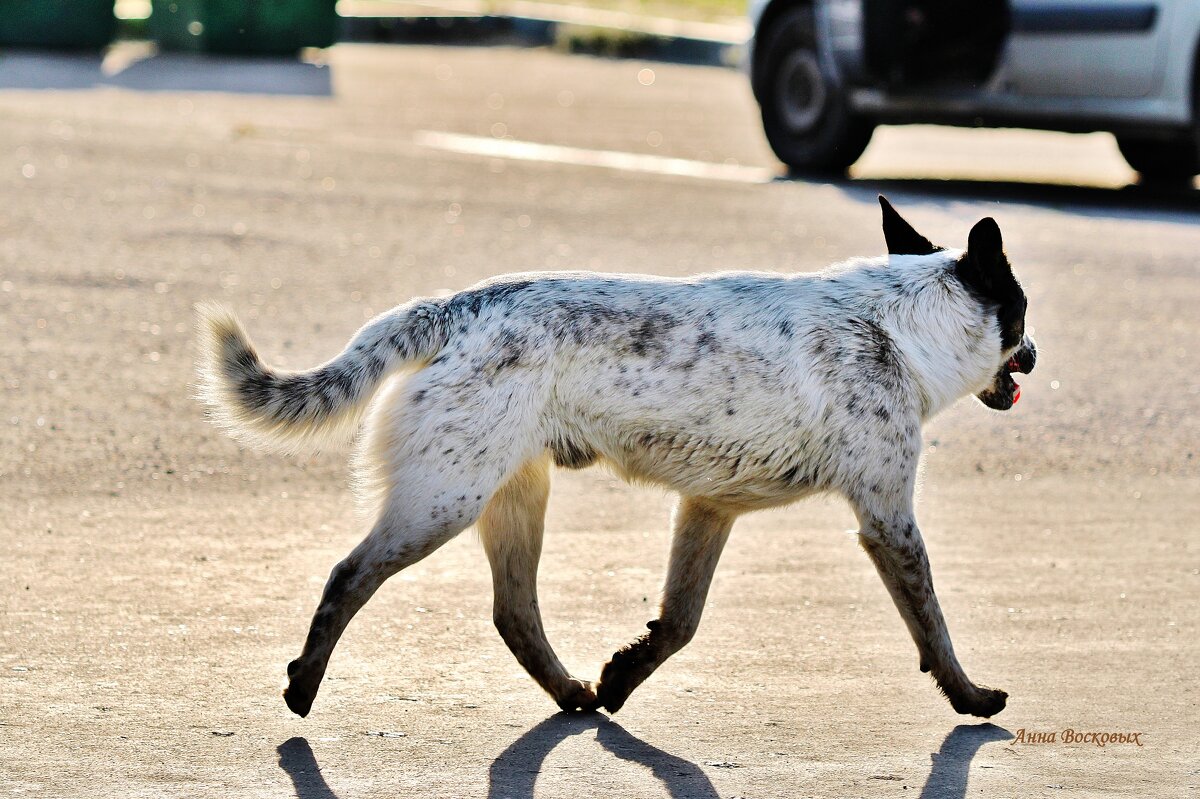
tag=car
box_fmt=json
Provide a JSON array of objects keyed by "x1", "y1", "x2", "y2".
[{"x1": 747, "y1": 0, "x2": 1200, "y2": 181}]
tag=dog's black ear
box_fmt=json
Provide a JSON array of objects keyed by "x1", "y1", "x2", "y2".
[
  {"x1": 961, "y1": 217, "x2": 1007, "y2": 291},
  {"x1": 879, "y1": 195, "x2": 938, "y2": 256},
  {"x1": 958, "y1": 216, "x2": 1020, "y2": 299},
  {"x1": 959, "y1": 216, "x2": 1026, "y2": 348},
  {"x1": 968, "y1": 216, "x2": 1003, "y2": 261}
]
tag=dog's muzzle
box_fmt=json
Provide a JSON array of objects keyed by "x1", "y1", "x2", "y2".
[{"x1": 978, "y1": 336, "x2": 1036, "y2": 411}]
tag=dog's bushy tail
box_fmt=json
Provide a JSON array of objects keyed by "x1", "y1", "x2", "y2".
[{"x1": 195, "y1": 299, "x2": 450, "y2": 454}]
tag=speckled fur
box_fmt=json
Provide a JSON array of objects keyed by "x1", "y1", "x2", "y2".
[{"x1": 196, "y1": 199, "x2": 1034, "y2": 719}]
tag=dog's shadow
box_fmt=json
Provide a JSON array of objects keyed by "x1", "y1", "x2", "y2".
[
  {"x1": 277, "y1": 737, "x2": 340, "y2": 799},
  {"x1": 919, "y1": 723, "x2": 1014, "y2": 799},
  {"x1": 275, "y1": 717, "x2": 717, "y2": 799},
  {"x1": 488, "y1": 713, "x2": 720, "y2": 799},
  {"x1": 277, "y1": 718, "x2": 1011, "y2": 799}
]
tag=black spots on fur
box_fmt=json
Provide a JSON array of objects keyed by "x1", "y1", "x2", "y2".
[
  {"x1": 488, "y1": 329, "x2": 526, "y2": 372},
  {"x1": 674, "y1": 328, "x2": 720, "y2": 372},
  {"x1": 365, "y1": 354, "x2": 387, "y2": 379},
  {"x1": 805, "y1": 331, "x2": 845, "y2": 377},
  {"x1": 874, "y1": 406, "x2": 891, "y2": 422},
  {"x1": 777, "y1": 457, "x2": 821, "y2": 490},
  {"x1": 628, "y1": 312, "x2": 679, "y2": 358},
  {"x1": 447, "y1": 279, "x2": 535, "y2": 318},
  {"x1": 856, "y1": 319, "x2": 902, "y2": 375},
  {"x1": 549, "y1": 436, "x2": 598, "y2": 469},
  {"x1": 778, "y1": 320, "x2": 794, "y2": 339},
  {"x1": 845, "y1": 394, "x2": 862, "y2": 417},
  {"x1": 410, "y1": 389, "x2": 427, "y2": 405}
]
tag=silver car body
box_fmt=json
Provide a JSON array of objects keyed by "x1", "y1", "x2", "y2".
[{"x1": 748, "y1": 0, "x2": 1200, "y2": 138}]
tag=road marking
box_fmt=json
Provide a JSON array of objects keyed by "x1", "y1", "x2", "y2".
[{"x1": 414, "y1": 130, "x2": 775, "y2": 184}]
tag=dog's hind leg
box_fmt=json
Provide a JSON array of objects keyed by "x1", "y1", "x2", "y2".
[
  {"x1": 282, "y1": 488, "x2": 485, "y2": 718},
  {"x1": 593, "y1": 497, "x2": 736, "y2": 713},
  {"x1": 849, "y1": 485, "x2": 1007, "y2": 718},
  {"x1": 478, "y1": 455, "x2": 597, "y2": 712},
  {"x1": 283, "y1": 376, "x2": 544, "y2": 717}
]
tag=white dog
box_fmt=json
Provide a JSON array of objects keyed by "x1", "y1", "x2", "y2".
[{"x1": 196, "y1": 197, "x2": 1035, "y2": 719}]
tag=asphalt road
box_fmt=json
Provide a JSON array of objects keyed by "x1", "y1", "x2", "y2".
[{"x1": 1, "y1": 44, "x2": 1197, "y2": 799}]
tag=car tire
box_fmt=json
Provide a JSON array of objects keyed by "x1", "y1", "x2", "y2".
[
  {"x1": 1116, "y1": 136, "x2": 1200, "y2": 183},
  {"x1": 757, "y1": 6, "x2": 874, "y2": 174}
]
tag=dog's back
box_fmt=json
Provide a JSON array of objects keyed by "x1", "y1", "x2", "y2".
[{"x1": 412, "y1": 259, "x2": 996, "y2": 508}]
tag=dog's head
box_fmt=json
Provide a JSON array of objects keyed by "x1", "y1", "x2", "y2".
[{"x1": 879, "y1": 196, "x2": 1036, "y2": 411}]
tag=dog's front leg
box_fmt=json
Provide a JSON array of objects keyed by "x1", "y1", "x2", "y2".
[
  {"x1": 851, "y1": 491, "x2": 1007, "y2": 718},
  {"x1": 593, "y1": 497, "x2": 736, "y2": 713}
]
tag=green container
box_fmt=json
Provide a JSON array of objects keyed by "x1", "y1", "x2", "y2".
[
  {"x1": 0, "y1": 0, "x2": 117, "y2": 49},
  {"x1": 149, "y1": 0, "x2": 337, "y2": 55}
]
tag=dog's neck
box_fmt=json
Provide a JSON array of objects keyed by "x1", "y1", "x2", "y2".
[{"x1": 850, "y1": 252, "x2": 1003, "y2": 419}]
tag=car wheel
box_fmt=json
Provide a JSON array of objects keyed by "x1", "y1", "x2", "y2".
[
  {"x1": 1116, "y1": 136, "x2": 1200, "y2": 184},
  {"x1": 757, "y1": 6, "x2": 874, "y2": 174}
]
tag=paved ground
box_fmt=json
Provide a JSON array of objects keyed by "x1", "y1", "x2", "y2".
[{"x1": 1, "y1": 44, "x2": 1197, "y2": 799}]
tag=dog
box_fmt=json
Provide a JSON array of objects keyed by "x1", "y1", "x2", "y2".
[{"x1": 195, "y1": 196, "x2": 1036, "y2": 719}]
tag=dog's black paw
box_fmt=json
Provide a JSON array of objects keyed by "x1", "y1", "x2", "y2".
[
  {"x1": 284, "y1": 659, "x2": 320, "y2": 717},
  {"x1": 595, "y1": 658, "x2": 638, "y2": 714},
  {"x1": 951, "y1": 687, "x2": 1008, "y2": 718},
  {"x1": 283, "y1": 684, "x2": 315, "y2": 718}
]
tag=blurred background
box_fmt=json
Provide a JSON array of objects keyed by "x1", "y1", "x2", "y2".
[{"x1": 1, "y1": 3, "x2": 1196, "y2": 799}]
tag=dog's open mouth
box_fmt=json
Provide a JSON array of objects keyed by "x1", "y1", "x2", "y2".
[{"x1": 977, "y1": 346, "x2": 1036, "y2": 411}]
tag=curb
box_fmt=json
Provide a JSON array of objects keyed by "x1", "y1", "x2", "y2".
[{"x1": 337, "y1": 0, "x2": 748, "y2": 67}]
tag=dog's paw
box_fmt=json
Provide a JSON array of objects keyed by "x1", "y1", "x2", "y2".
[
  {"x1": 283, "y1": 683, "x2": 316, "y2": 718},
  {"x1": 951, "y1": 687, "x2": 1008, "y2": 718},
  {"x1": 594, "y1": 631, "x2": 663, "y2": 713},
  {"x1": 283, "y1": 659, "x2": 320, "y2": 718},
  {"x1": 595, "y1": 658, "x2": 638, "y2": 714},
  {"x1": 555, "y1": 678, "x2": 599, "y2": 714}
]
